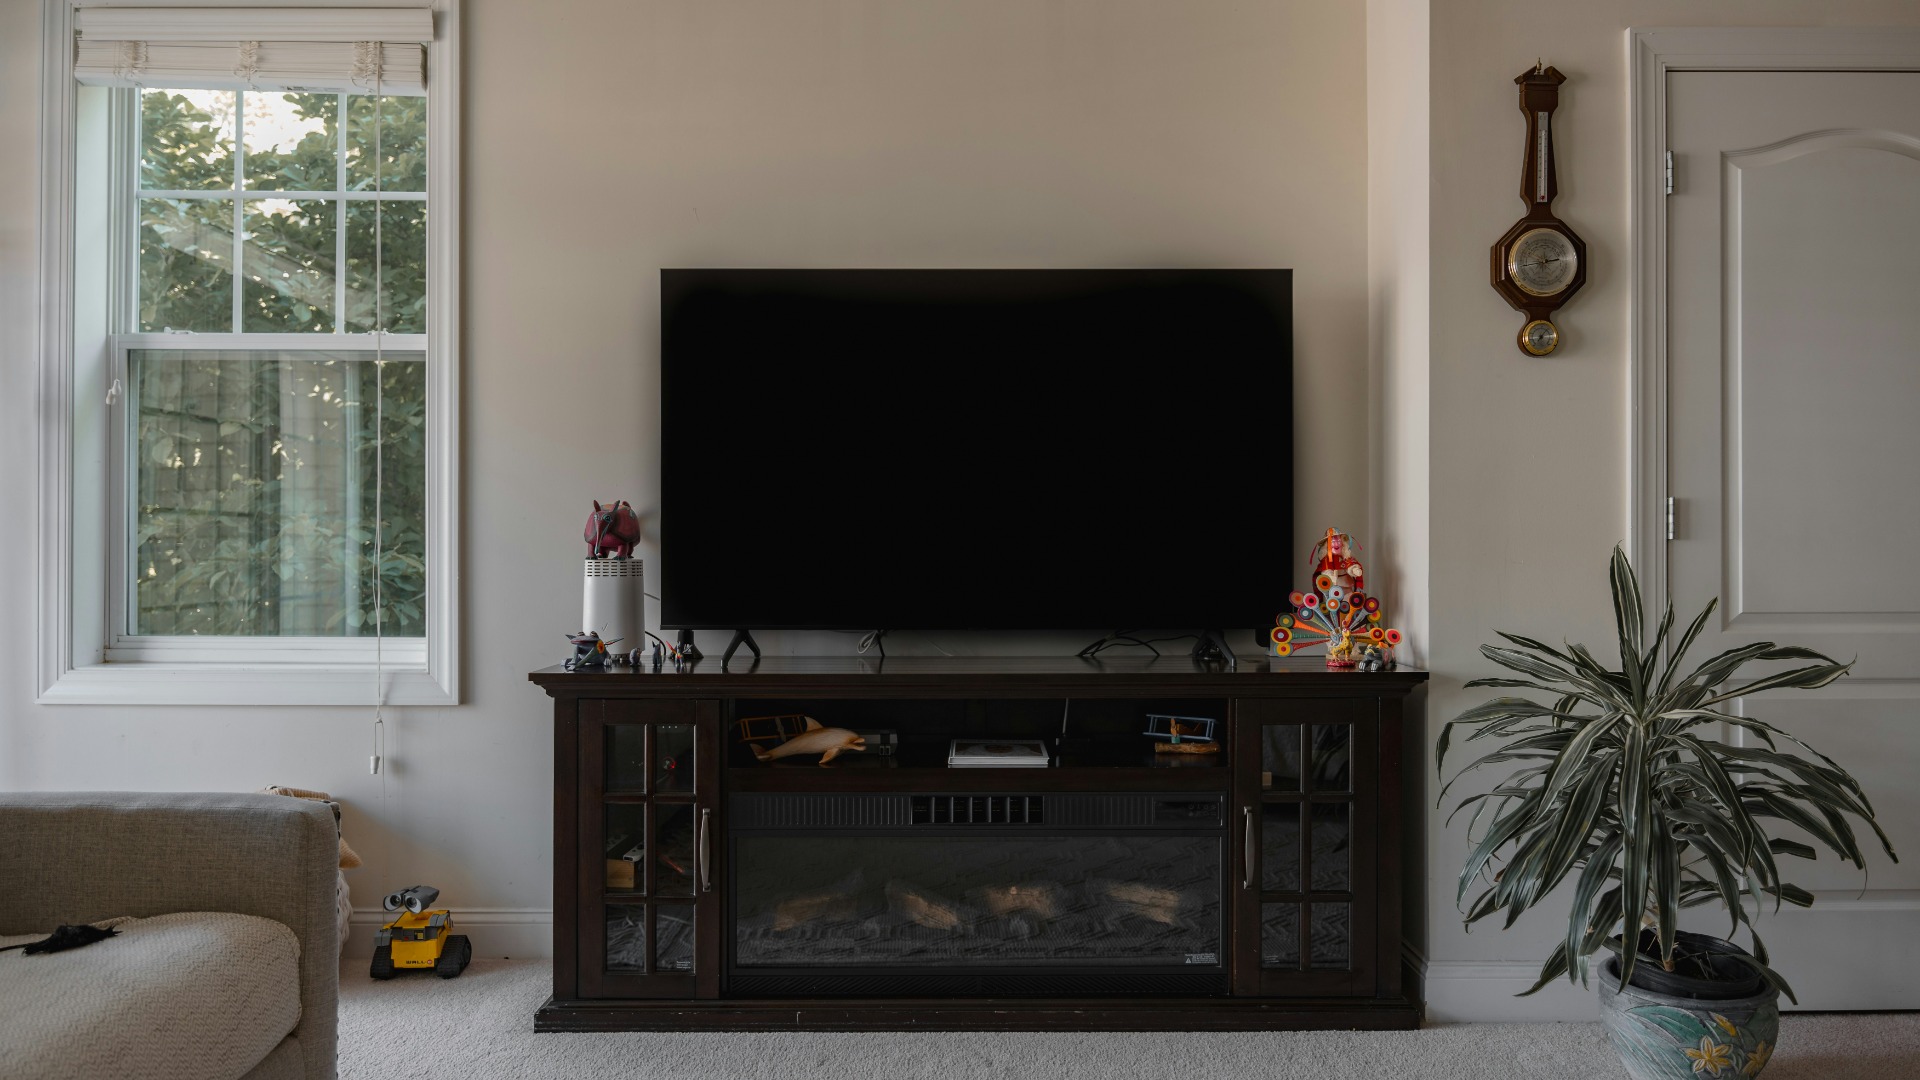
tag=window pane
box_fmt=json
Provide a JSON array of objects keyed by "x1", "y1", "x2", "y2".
[
  {"x1": 606, "y1": 726, "x2": 647, "y2": 794},
  {"x1": 347, "y1": 95, "x2": 427, "y2": 192},
  {"x1": 1260, "y1": 902, "x2": 1300, "y2": 969},
  {"x1": 1309, "y1": 903, "x2": 1350, "y2": 969},
  {"x1": 656, "y1": 905, "x2": 695, "y2": 973},
  {"x1": 345, "y1": 200, "x2": 427, "y2": 333},
  {"x1": 131, "y1": 350, "x2": 427, "y2": 637},
  {"x1": 140, "y1": 198, "x2": 234, "y2": 332},
  {"x1": 243, "y1": 91, "x2": 339, "y2": 191},
  {"x1": 1261, "y1": 803, "x2": 1300, "y2": 892},
  {"x1": 242, "y1": 199, "x2": 336, "y2": 332},
  {"x1": 656, "y1": 725, "x2": 695, "y2": 793},
  {"x1": 140, "y1": 89, "x2": 234, "y2": 191},
  {"x1": 606, "y1": 904, "x2": 646, "y2": 971},
  {"x1": 1310, "y1": 803, "x2": 1350, "y2": 892},
  {"x1": 605, "y1": 804, "x2": 645, "y2": 891},
  {"x1": 1261, "y1": 724, "x2": 1301, "y2": 792},
  {"x1": 655, "y1": 803, "x2": 696, "y2": 898},
  {"x1": 1309, "y1": 724, "x2": 1351, "y2": 792}
]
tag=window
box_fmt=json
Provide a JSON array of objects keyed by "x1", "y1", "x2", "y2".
[
  {"x1": 38, "y1": 4, "x2": 459, "y2": 704},
  {"x1": 126, "y1": 89, "x2": 427, "y2": 644}
]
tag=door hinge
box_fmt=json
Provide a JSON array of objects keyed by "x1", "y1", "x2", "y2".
[
  {"x1": 1664, "y1": 150, "x2": 1674, "y2": 196},
  {"x1": 1666, "y1": 496, "x2": 1677, "y2": 541}
]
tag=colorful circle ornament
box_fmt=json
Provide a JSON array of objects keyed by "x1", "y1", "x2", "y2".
[{"x1": 1272, "y1": 527, "x2": 1406, "y2": 670}]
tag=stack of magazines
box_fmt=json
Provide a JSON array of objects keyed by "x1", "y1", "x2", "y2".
[{"x1": 947, "y1": 738, "x2": 1052, "y2": 768}]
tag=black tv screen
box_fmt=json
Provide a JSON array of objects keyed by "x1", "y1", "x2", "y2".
[{"x1": 660, "y1": 269, "x2": 1292, "y2": 632}]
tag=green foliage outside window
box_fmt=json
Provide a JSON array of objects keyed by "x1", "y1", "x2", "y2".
[
  {"x1": 137, "y1": 90, "x2": 427, "y2": 335},
  {"x1": 131, "y1": 89, "x2": 429, "y2": 638}
]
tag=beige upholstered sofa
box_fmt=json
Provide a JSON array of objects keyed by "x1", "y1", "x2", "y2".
[{"x1": 0, "y1": 792, "x2": 339, "y2": 1080}]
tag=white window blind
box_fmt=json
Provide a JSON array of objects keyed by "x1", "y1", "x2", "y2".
[{"x1": 75, "y1": 7, "x2": 431, "y2": 95}]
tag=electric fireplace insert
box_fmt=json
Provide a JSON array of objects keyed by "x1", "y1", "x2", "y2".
[{"x1": 728, "y1": 792, "x2": 1228, "y2": 997}]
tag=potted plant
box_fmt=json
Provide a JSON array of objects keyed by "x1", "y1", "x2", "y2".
[{"x1": 1439, "y1": 546, "x2": 1896, "y2": 1079}]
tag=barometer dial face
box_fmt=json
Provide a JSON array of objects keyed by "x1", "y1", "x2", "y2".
[
  {"x1": 1506, "y1": 228, "x2": 1579, "y2": 298},
  {"x1": 1519, "y1": 318, "x2": 1559, "y2": 357}
]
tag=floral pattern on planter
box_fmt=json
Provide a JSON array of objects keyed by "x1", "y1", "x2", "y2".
[{"x1": 1601, "y1": 995, "x2": 1781, "y2": 1080}]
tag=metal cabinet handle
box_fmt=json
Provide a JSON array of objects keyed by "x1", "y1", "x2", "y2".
[
  {"x1": 1242, "y1": 806, "x2": 1254, "y2": 890},
  {"x1": 698, "y1": 807, "x2": 713, "y2": 893}
]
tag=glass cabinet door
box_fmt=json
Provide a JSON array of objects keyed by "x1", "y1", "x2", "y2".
[
  {"x1": 1233, "y1": 698, "x2": 1376, "y2": 997},
  {"x1": 578, "y1": 699, "x2": 719, "y2": 999}
]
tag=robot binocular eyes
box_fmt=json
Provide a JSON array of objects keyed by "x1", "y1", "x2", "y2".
[{"x1": 382, "y1": 885, "x2": 441, "y2": 914}]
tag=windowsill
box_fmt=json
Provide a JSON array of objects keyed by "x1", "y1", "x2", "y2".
[
  {"x1": 38, "y1": 661, "x2": 457, "y2": 706},
  {"x1": 106, "y1": 636, "x2": 429, "y2": 666}
]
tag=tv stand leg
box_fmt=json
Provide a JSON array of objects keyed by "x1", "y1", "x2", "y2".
[
  {"x1": 1191, "y1": 628, "x2": 1236, "y2": 666},
  {"x1": 722, "y1": 628, "x2": 762, "y2": 668}
]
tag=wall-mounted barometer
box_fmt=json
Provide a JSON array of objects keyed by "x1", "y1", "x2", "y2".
[{"x1": 1490, "y1": 63, "x2": 1586, "y2": 357}]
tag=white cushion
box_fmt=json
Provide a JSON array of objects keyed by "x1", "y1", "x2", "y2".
[{"x1": 0, "y1": 911, "x2": 300, "y2": 1080}]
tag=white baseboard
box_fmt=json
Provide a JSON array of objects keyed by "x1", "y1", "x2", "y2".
[
  {"x1": 345, "y1": 907, "x2": 552, "y2": 960},
  {"x1": 1423, "y1": 961, "x2": 1600, "y2": 1023}
]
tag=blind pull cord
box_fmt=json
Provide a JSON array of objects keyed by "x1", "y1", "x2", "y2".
[{"x1": 359, "y1": 45, "x2": 389, "y2": 791}]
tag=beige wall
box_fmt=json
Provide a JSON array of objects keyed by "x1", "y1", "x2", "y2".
[
  {"x1": 1368, "y1": 0, "x2": 1432, "y2": 964},
  {"x1": 9, "y1": 0, "x2": 1910, "y2": 1020},
  {"x1": 1420, "y1": 0, "x2": 1920, "y2": 1020},
  {"x1": 0, "y1": 0, "x2": 1368, "y2": 956}
]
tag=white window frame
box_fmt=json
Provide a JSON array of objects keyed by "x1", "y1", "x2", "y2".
[{"x1": 35, "y1": 0, "x2": 461, "y2": 705}]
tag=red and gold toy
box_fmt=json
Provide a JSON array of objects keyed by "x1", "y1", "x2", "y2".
[{"x1": 1271, "y1": 528, "x2": 1404, "y2": 669}]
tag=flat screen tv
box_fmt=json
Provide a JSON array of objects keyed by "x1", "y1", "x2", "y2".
[{"x1": 660, "y1": 269, "x2": 1291, "y2": 633}]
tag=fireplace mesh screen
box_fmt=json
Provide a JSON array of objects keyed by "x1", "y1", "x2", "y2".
[{"x1": 734, "y1": 834, "x2": 1221, "y2": 968}]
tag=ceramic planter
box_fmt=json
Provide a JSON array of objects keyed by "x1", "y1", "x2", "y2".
[{"x1": 1597, "y1": 953, "x2": 1780, "y2": 1080}]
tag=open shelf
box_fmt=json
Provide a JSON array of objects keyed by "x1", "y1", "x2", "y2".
[{"x1": 723, "y1": 695, "x2": 1227, "y2": 792}]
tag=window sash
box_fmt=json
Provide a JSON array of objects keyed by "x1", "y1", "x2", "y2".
[
  {"x1": 134, "y1": 87, "x2": 427, "y2": 335},
  {"x1": 107, "y1": 333, "x2": 429, "y2": 663}
]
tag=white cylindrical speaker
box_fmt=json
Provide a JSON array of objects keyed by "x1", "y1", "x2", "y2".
[{"x1": 583, "y1": 557, "x2": 645, "y2": 656}]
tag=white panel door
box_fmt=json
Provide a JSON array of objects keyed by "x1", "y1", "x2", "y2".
[{"x1": 1668, "y1": 70, "x2": 1920, "y2": 1010}]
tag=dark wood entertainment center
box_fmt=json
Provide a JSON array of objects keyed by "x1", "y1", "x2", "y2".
[{"x1": 529, "y1": 656, "x2": 1426, "y2": 1031}]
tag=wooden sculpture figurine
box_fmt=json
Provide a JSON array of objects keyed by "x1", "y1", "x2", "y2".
[{"x1": 753, "y1": 724, "x2": 868, "y2": 765}]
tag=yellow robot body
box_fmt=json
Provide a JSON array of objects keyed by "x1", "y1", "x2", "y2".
[{"x1": 370, "y1": 908, "x2": 472, "y2": 979}]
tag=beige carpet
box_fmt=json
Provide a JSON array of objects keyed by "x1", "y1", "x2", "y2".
[{"x1": 338, "y1": 959, "x2": 1919, "y2": 1079}]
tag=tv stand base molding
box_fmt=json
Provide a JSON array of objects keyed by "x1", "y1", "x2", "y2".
[
  {"x1": 534, "y1": 977, "x2": 1423, "y2": 1032},
  {"x1": 530, "y1": 657, "x2": 1426, "y2": 1032}
]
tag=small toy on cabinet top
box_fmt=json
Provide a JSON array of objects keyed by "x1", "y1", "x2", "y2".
[
  {"x1": 564, "y1": 631, "x2": 620, "y2": 671},
  {"x1": 1273, "y1": 528, "x2": 1405, "y2": 669},
  {"x1": 583, "y1": 499, "x2": 642, "y2": 559}
]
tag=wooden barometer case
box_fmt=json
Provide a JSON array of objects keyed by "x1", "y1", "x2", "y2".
[{"x1": 1490, "y1": 64, "x2": 1586, "y2": 357}]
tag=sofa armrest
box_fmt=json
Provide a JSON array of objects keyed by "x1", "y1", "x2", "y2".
[{"x1": 0, "y1": 792, "x2": 339, "y2": 1079}]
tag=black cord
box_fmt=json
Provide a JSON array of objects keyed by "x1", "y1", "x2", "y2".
[
  {"x1": 1080, "y1": 632, "x2": 1196, "y2": 659},
  {"x1": 831, "y1": 628, "x2": 888, "y2": 659}
]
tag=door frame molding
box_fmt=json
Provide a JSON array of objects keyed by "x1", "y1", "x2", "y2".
[{"x1": 1626, "y1": 27, "x2": 1920, "y2": 606}]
